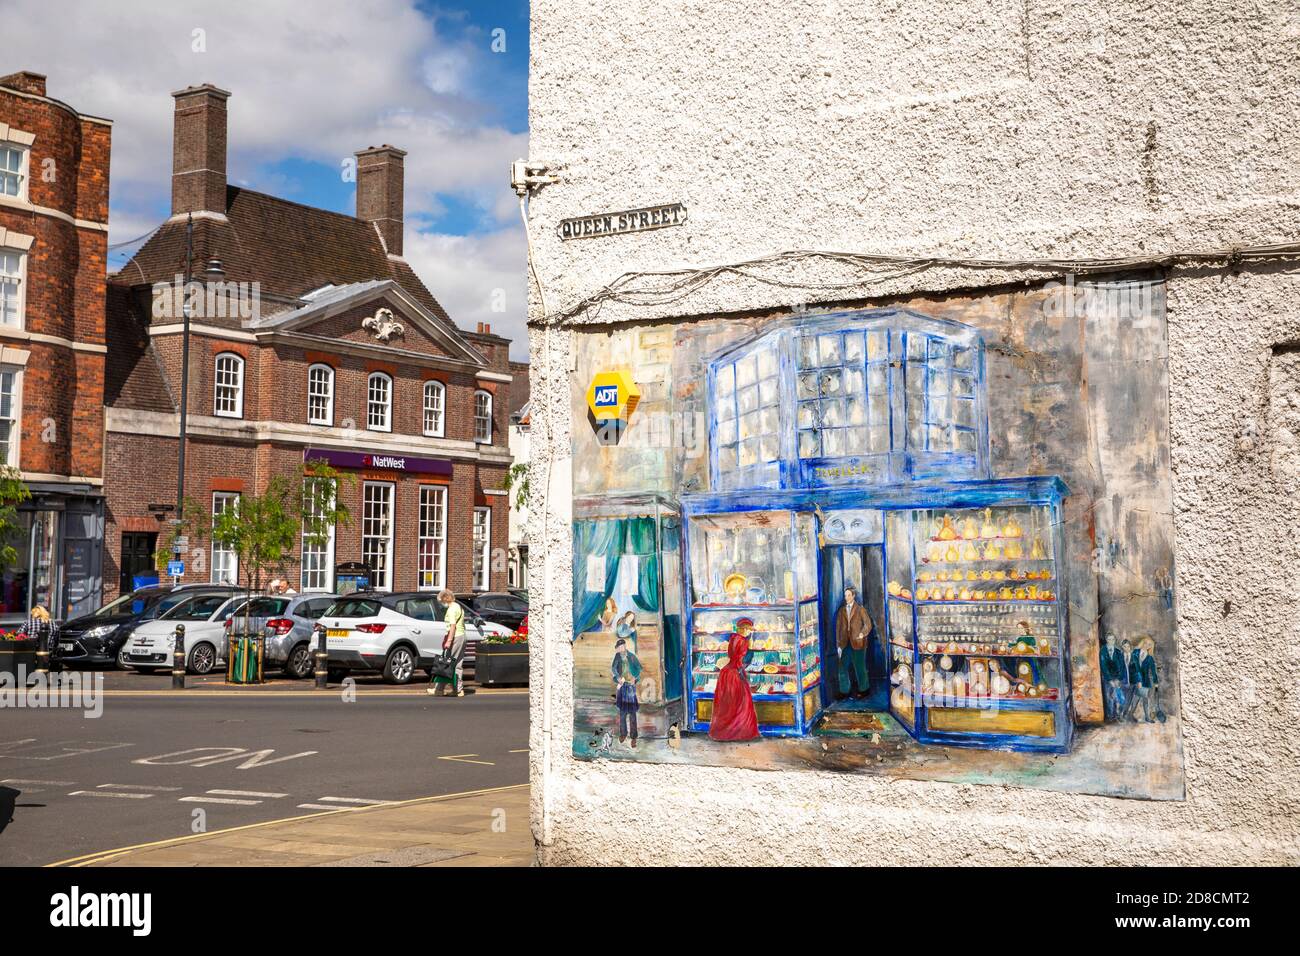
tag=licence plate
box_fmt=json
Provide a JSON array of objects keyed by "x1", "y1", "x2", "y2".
[
  {"x1": 59, "y1": 643, "x2": 74, "y2": 652},
  {"x1": 326, "y1": 629, "x2": 350, "y2": 639}
]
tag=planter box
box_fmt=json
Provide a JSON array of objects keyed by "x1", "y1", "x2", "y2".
[
  {"x1": 0, "y1": 640, "x2": 37, "y2": 680},
  {"x1": 475, "y1": 642, "x2": 529, "y2": 685}
]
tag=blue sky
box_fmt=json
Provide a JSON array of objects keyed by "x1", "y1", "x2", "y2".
[{"x1": 7, "y1": 0, "x2": 532, "y2": 357}]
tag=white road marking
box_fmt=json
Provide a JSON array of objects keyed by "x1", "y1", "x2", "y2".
[
  {"x1": 508, "y1": 749, "x2": 529, "y2": 753},
  {"x1": 179, "y1": 795, "x2": 262, "y2": 806},
  {"x1": 315, "y1": 796, "x2": 394, "y2": 805},
  {"x1": 97, "y1": 783, "x2": 182, "y2": 791},
  {"x1": 68, "y1": 790, "x2": 153, "y2": 799},
  {"x1": 437, "y1": 753, "x2": 495, "y2": 765},
  {"x1": 205, "y1": 789, "x2": 289, "y2": 798},
  {"x1": 1, "y1": 778, "x2": 76, "y2": 790}
]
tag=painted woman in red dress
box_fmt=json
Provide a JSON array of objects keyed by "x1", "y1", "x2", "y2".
[{"x1": 709, "y1": 617, "x2": 759, "y2": 741}]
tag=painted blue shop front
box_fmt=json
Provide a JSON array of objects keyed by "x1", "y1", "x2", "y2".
[{"x1": 681, "y1": 308, "x2": 1074, "y2": 753}]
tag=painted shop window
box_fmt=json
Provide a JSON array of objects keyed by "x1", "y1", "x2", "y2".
[
  {"x1": 0, "y1": 144, "x2": 26, "y2": 199},
  {"x1": 417, "y1": 485, "x2": 447, "y2": 591},
  {"x1": 300, "y1": 477, "x2": 335, "y2": 592},
  {"x1": 796, "y1": 327, "x2": 890, "y2": 460},
  {"x1": 367, "y1": 372, "x2": 392, "y2": 432},
  {"x1": 307, "y1": 363, "x2": 334, "y2": 426},
  {"x1": 423, "y1": 380, "x2": 445, "y2": 437},
  {"x1": 474, "y1": 389, "x2": 492, "y2": 443},
  {"x1": 362, "y1": 481, "x2": 395, "y2": 590},
  {"x1": 714, "y1": 346, "x2": 781, "y2": 484},
  {"x1": 213, "y1": 353, "x2": 244, "y2": 418},
  {"x1": 904, "y1": 333, "x2": 979, "y2": 458},
  {"x1": 472, "y1": 506, "x2": 490, "y2": 590},
  {"x1": 0, "y1": 367, "x2": 20, "y2": 467},
  {"x1": 211, "y1": 492, "x2": 240, "y2": 584},
  {"x1": 0, "y1": 248, "x2": 25, "y2": 329}
]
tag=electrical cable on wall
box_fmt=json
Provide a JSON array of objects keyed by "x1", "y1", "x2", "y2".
[{"x1": 541, "y1": 240, "x2": 1300, "y2": 325}]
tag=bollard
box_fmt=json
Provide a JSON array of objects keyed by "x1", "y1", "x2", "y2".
[
  {"x1": 314, "y1": 626, "x2": 328, "y2": 689},
  {"x1": 172, "y1": 623, "x2": 186, "y2": 689},
  {"x1": 33, "y1": 619, "x2": 51, "y2": 681}
]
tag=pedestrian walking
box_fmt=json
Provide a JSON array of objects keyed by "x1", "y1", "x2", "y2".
[
  {"x1": 21, "y1": 605, "x2": 58, "y2": 684},
  {"x1": 427, "y1": 589, "x2": 466, "y2": 697}
]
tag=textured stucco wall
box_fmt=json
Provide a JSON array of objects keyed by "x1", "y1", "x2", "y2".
[{"x1": 526, "y1": 0, "x2": 1300, "y2": 864}]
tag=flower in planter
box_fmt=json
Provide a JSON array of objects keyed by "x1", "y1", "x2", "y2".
[
  {"x1": 0, "y1": 628, "x2": 29, "y2": 641},
  {"x1": 483, "y1": 615, "x2": 529, "y2": 645}
]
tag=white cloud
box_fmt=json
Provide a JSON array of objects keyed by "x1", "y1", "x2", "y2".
[{"x1": 405, "y1": 225, "x2": 530, "y2": 360}]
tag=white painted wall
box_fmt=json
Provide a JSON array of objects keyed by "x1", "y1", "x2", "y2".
[{"x1": 526, "y1": 0, "x2": 1300, "y2": 864}]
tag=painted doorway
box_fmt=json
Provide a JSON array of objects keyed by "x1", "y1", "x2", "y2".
[{"x1": 820, "y1": 543, "x2": 889, "y2": 710}]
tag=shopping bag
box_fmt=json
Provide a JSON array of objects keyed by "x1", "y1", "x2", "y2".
[{"x1": 428, "y1": 651, "x2": 457, "y2": 683}]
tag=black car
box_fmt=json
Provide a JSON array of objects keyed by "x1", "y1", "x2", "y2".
[
  {"x1": 53, "y1": 584, "x2": 243, "y2": 669},
  {"x1": 456, "y1": 591, "x2": 528, "y2": 631}
]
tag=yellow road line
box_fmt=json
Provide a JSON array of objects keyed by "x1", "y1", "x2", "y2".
[
  {"x1": 437, "y1": 754, "x2": 496, "y2": 765},
  {"x1": 45, "y1": 782, "x2": 529, "y2": 868}
]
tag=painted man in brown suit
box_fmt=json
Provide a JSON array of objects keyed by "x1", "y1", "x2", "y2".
[{"x1": 835, "y1": 586, "x2": 870, "y2": 699}]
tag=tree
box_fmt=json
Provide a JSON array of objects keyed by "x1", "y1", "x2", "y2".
[
  {"x1": 0, "y1": 466, "x2": 32, "y2": 576},
  {"x1": 159, "y1": 462, "x2": 353, "y2": 637},
  {"x1": 504, "y1": 461, "x2": 530, "y2": 512}
]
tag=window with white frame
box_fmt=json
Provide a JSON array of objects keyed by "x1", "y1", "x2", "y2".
[
  {"x1": 423, "y1": 380, "x2": 445, "y2": 437},
  {"x1": 417, "y1": 485, "x2": 447, "y2": 591},
  {"x1": 0, "y1": 367, "x2": 20, "y2": 467},
  {"x1": 307, "y1": 363, "x2": 334, "y2": 426},
  {"x1": 367, "y1": 372, "x2": 392, "y2": 432},
  {"x1": 472, "y1": 506, "x2": 491, "y2": 590},
  {"x1": 0, "y1": 249, "x2": 24, "y2": 329},
  {"x1": 211, "y1": 492, "x2": 240, "y2": 584},
  {"x1": 474, "y1": 389, "x2": 492, "y2": 444},
  {"x1": 300, "y1": 477, "x2": 336, "y2": 592},
  {"x1": 213, "y1": 353, "x2": 244, "y2": 417},
  {"x1": 362, "y1": 482, "x2": 394, "y2": 590},
  {"x1": 0, "y1": 144, "x2": 26, "y2": 199}
]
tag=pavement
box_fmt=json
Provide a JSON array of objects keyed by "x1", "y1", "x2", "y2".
[
  {"x1": 1, "y1": 669, "x2": 530, "y2": 866},
  {"x1": 49, "y1": 783, "x2": 533, "y2": 867}
]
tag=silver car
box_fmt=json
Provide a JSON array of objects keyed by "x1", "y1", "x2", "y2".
[{"x1": 229, "y1": 594, "x2": 338, "y2": 679}]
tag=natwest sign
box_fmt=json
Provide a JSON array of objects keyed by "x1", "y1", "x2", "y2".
[{"x1": 304, "y1": 447, "x2": 453, "y2": 477}]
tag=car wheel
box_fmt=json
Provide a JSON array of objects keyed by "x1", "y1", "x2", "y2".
[
  {"x1": 116, "y1": 647, "x2": 130, "y2": 669},
  {"x1": 189, "y1": 642, "x2": 217, "y2": 675},
  {"x1": 382, "y1": 646, "x2": 416, "y2": 684},
  {"x1": 285, "y1": 643, "x2": 312, "y2": 679}
]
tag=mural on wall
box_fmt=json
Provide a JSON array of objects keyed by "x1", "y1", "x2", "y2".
[{"x1": 570, "y1": 276, "x2": 1185, "y2": 800}]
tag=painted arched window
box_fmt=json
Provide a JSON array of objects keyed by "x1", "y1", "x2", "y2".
[
  {"x1": 474, "y1": 389, "x2": 492, "y2": 444},
  {"x1": 367, "y1": 372, "x2": 392, "y2": 432},
  {"x1": 423, "y1": 380, "x2": 445, "y2": 437},
  {"x1": 307, "y1": 363, "x2": 334, "y2": 426},
  {"x1": 213, "y1": 352, "x2": 244, "y2": 418}
]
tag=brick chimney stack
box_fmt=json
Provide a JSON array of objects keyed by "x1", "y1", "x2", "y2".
[
  {"x1": 355, "y1": 145, "x2": 406, "y2": 256},
  {"x1": 0, "y1": 71, "x2": 47, "y2": 96},
  {"x1": 171, "y1": 83, "x2": 230, "y2": 216}
]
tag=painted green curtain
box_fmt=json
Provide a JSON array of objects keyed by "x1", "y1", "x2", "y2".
[{"x1": 572, "y1": 517, "x2": 659, "y2": 638}]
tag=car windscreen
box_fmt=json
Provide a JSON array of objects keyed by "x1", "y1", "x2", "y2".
[
  {"x1": 90, "y1": 592, "x2": 151, "y2": 619},
  {"x1": 160, "y1": 594, "x2": 231, "y2": 621},
  {"x1": 323, "y1": 597, "x2": 381, "y2": 619},
  {"x1": 146, "y1": 593, "x2": 192, "y2": 620}
]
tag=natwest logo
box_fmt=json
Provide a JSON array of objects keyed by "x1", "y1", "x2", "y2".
[{"x1": 363, "y1": 454, "x2": 407, "y2": 470}]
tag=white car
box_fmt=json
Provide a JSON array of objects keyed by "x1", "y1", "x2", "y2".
[
  {"x1": 318, "y1": 592, "x2": 511, "y2": 684},
  {"x1": 121, "y1": 592, "x2": 246, "y2": 675}
]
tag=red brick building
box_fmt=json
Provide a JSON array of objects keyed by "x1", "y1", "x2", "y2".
[
  {"x1": 103, "y1": 83, "x2": 514, "y2": 599},
  {"x1": 0, "y1": 71, "x2": 112, "y2": 622}
]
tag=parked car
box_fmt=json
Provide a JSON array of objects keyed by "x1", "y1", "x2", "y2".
[
  {"x1": 318, "y1": 592, "x2": 511, "y2": 684},
  {"x1": 456, "y1": 591, "x2": 528, "y2": 631},
  {"x1": 231, "y1": 593, "x2": 337, "y2": 679},
  {"x1": 120, "y1": 592, "x2": 247, "y2": 674},
  {"x1": 53, "y1": 584, "x2": 243, "y2": 669}
]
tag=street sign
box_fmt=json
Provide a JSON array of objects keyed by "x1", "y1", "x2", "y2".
[
  {"x1": 174, "y1": 536, "x2": 189, "y2": 550},
  {"x1": 167, "y1": 560, "x2": 185, "y2": 577}
]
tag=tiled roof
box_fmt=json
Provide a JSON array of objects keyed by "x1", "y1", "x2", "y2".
[{"x1": 111, "y1": 186, "x2": 449, "y2": 324}]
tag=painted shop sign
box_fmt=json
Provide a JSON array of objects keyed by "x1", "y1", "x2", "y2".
[
  {"x1": 558, "y1": 203, "x2": 687, "y2": 240},
  {"x1": 569, "y1": 280, "x2": 1186, "y2": 801},
  {"x1": 303, "y1": 447, "x2": 453, "y2": 476}
]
